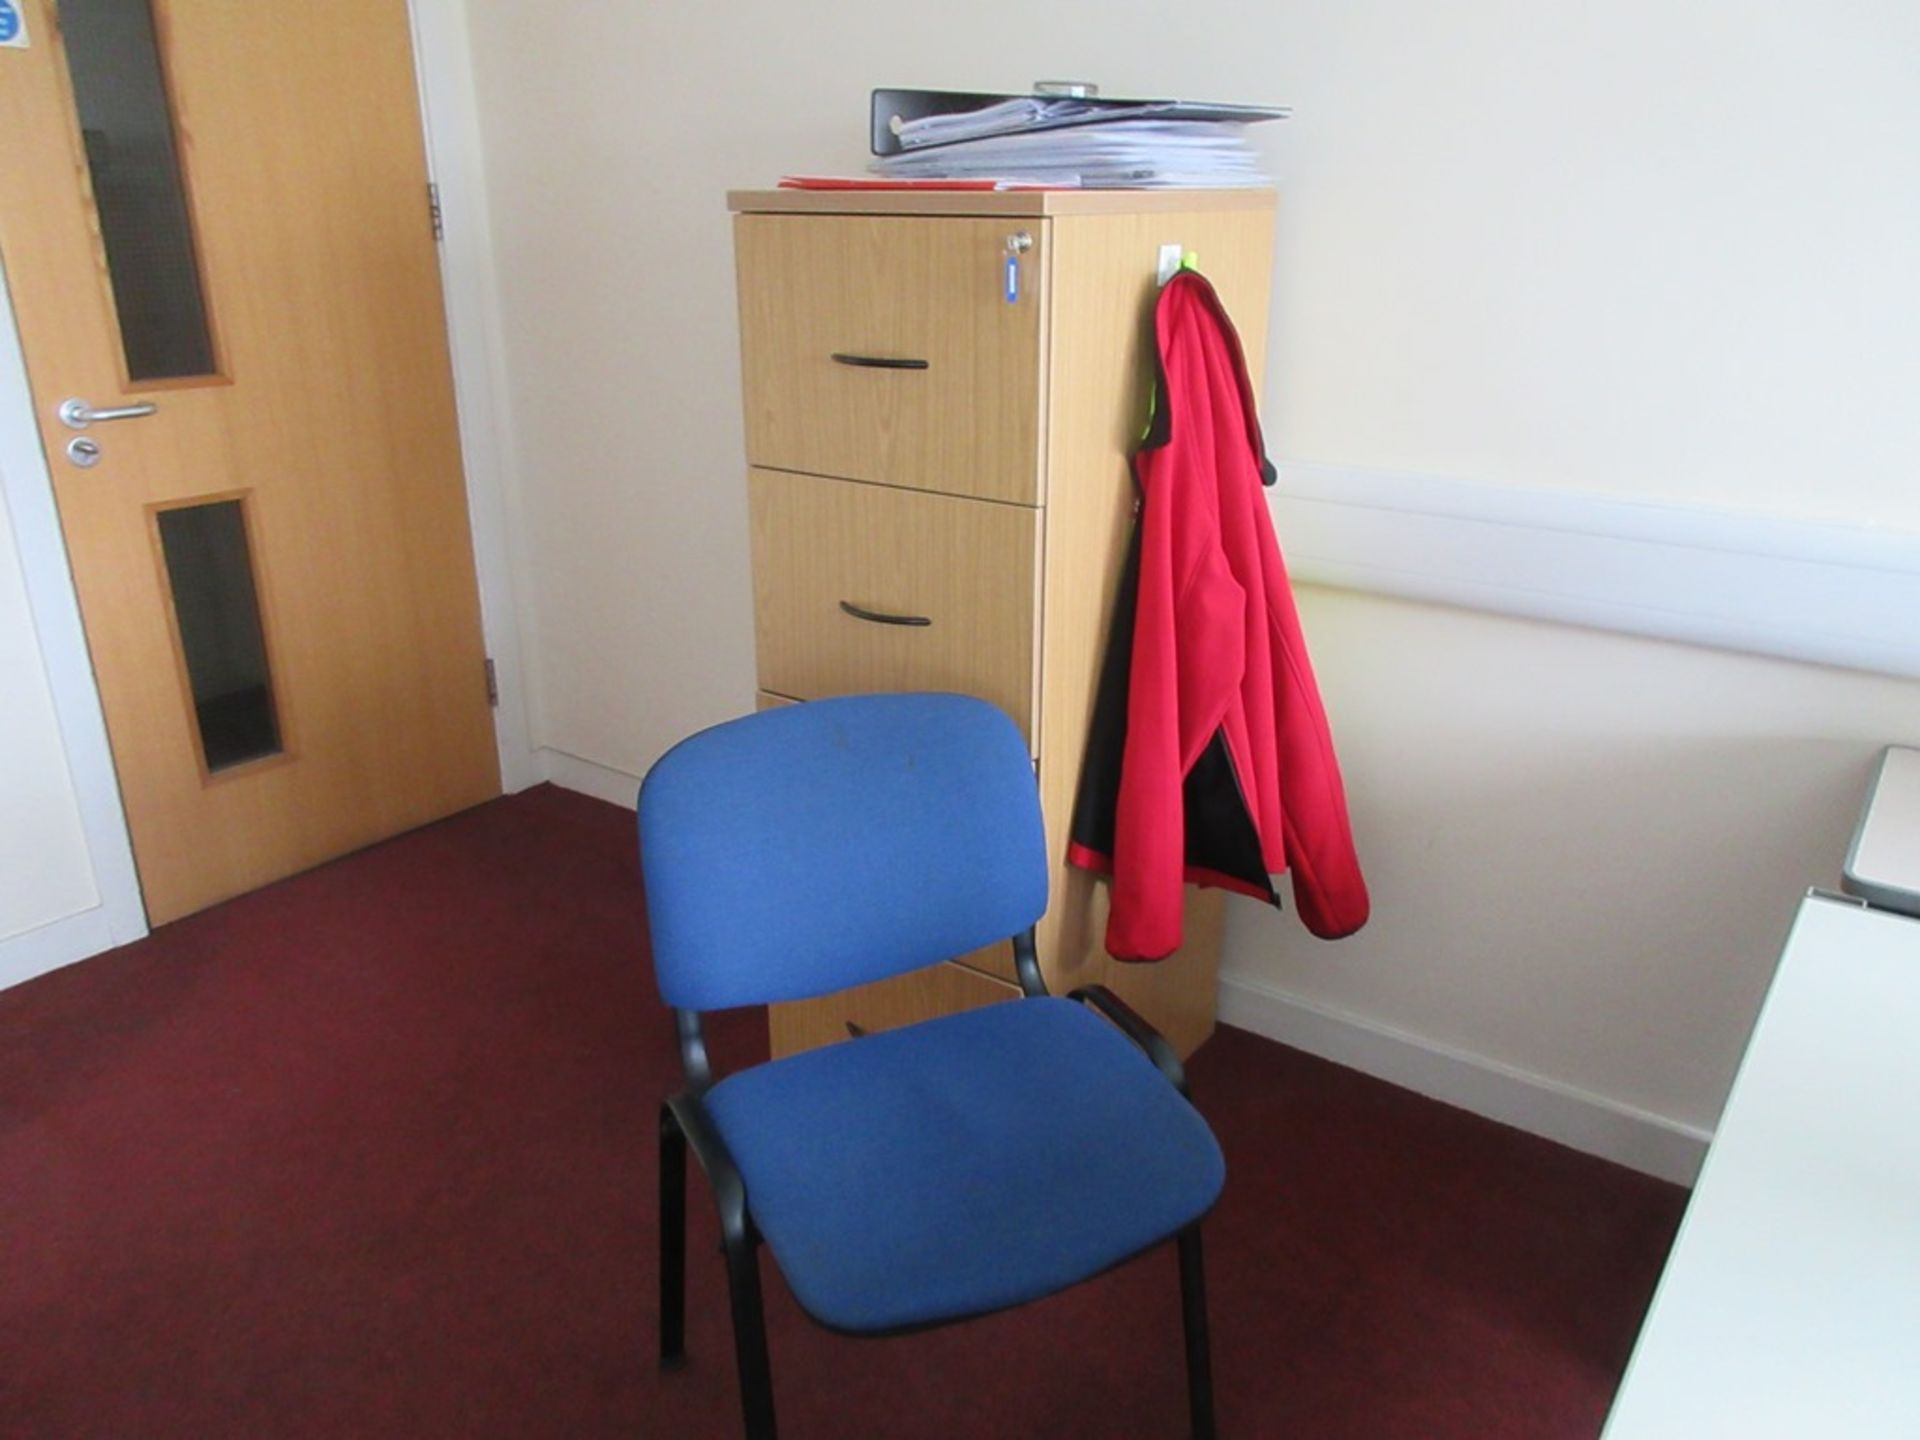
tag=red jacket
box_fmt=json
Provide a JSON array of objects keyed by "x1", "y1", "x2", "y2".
[{"x1": 1068, "y1": 271, "x2": 1369, "y2": 960}]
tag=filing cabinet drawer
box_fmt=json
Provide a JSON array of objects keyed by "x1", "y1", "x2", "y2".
[
  {"x1": 748, "y1": 468, "x2": 1039, "y2": 741},
  {"x1": 767, "y1": 960, "x2": 1023, "y2": 1057},
  {"x1": 734, "y1": 215, "x2": 1046, "y2": 505}
]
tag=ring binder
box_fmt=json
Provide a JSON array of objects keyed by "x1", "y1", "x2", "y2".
[{"x1": 870, "y1": 87, "x2": 1289, "y2": 157}]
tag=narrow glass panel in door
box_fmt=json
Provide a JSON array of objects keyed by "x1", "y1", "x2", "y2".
[
  {"x1": 155, "y1": 499, "x2": 282, "y2": 773},
  {"x1": 58, "y1": 0, "x2": 219, "y2": 381}
]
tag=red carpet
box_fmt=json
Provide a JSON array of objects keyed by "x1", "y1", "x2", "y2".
[{"x1": 0, "y1": 785, "x2": 1684, "y2": 1438}]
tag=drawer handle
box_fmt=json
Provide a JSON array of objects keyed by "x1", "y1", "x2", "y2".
[
  {"x1": 830, "y1": 352, "x2": 930, "y2": 371},
  {"x1": 839, "y1": 599, "x2": 932, "y2": 628}
]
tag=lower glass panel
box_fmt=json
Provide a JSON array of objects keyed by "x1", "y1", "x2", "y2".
[{"x1": 156, "y1": 499, "x2": 282, "y2": 772}]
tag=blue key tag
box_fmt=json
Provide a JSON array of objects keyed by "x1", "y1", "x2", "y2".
[{"x1": 1002, "y1": 231, "x2": 1031, "y2": 305}]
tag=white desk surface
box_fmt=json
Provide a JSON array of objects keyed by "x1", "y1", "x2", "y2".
[
  {"x1": 1602, "y1": 895, "x2": 1920, "y2": 1438},
  {"x1": 1845, "y1": 746, "x2": 1920, "y2": 914}
]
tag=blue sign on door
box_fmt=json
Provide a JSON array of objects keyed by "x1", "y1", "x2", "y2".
[{"x1": 0, "y1": 1, "x2": 24, "y2": 46}]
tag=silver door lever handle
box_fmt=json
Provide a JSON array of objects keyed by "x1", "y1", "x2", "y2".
[{"x1": 59, "y1": 398, "x2": 158, "y2": 430}]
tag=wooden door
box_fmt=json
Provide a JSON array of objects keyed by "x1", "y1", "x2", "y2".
[{"x1": 0, "y1": 0, "x2": 500, "y2": 923}]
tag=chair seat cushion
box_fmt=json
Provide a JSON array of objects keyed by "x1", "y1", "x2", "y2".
[{"x1": 702, "y1": 995, "x2": 1225, "y2": 1333}]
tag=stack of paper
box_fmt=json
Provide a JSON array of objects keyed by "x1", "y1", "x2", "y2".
[{"x1": 871, "y1": 119, "x2": 1271, "y2": 190}]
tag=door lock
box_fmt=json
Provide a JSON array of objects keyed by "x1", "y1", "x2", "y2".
[{"x1": 66, "y1": 437, "x2": 103, "y2": 468}]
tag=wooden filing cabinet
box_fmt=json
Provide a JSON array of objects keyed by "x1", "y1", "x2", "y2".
[{"x1": 727, "y1": 188, "x2": 1278, "y2": 1060}]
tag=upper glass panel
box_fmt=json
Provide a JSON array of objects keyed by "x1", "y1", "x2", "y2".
[{"x1": 59, "y1": 0, "x2": 218, "y2": 381}]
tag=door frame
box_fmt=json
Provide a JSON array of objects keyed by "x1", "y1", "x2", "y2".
[{"x1": 0, "y1": 0, "x2": 537, "y2": 979}]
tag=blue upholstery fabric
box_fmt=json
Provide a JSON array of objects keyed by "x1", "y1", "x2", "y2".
[
  {"x1": 639, "y1": 694, "x2": 1048, "y2": 1011},
  {"x1": 702, "y1": 997, "x2": 1226, "y2": 1333}
]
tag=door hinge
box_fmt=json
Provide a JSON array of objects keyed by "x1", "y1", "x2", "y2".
[
  {"x1": 484, "y1": 657, "x2": 499, "y2": 707},
  {"x1": 428, "y1": 182, "x2": 444, "y2": 242}
]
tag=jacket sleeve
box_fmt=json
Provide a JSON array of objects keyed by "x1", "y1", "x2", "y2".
[{"x1": 1267, "y1": 574, "x2": 1371, "y2": 939}]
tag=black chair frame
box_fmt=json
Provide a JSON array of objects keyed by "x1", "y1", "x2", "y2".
[{"x1": 657, "y1": 927, "x2": 1218, "y2": 1439}]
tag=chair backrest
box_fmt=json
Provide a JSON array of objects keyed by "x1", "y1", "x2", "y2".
[{"x1": 638, "y1": 693, "x2": 1049, "y2": 1012}]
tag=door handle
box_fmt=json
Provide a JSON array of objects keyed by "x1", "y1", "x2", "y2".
[{"x1": 59, "y1": 397, "x2": 158, "y2": 430}]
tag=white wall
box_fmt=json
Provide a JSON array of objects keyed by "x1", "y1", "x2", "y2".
[
  {"x1": 1270, "y1": 1, "x2": 1920, "y2": 526},
  {"x1": 1256, "y1": 592, "x2": 1918, "y2": 1138},
  {"x1": 0, "y1": 244, "x2": 146, "y2": 989},
  {"x1": 463, "y1": 0, "x2": 1920, "y2": 1164},
  {"x1": 0, "y1": 478, "x2": 102, "y2": 947}
]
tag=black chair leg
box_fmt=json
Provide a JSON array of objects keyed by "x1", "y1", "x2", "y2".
[
  {"x1": 723, "y1": 1233, "x2": 778, "y2": 1439},
  {"x1": 1178, "y1": 1224, "x2": 1216, "y2": 1440},
  {"x1": 659, "y1": 1104, "x2": 687, "y2": 1367}
]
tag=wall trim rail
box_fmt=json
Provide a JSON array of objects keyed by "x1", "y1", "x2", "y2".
[{"x1": 1272, "y1": 462, "x2": 1920, "y2": 679}]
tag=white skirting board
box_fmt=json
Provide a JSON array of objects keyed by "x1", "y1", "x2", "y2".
[
  {"x1": 1219, "y1": 970, "x2": 1710, "y2": 1186},
  {"x1": 541, "y1": 747, "x2": 644, "y2": 811},
  {"x1": 0, "y1": 907, "x2": 123, "y2": 994},
  {"x1": 0, "y1": 755, "x2": 620, "y2": 997}
]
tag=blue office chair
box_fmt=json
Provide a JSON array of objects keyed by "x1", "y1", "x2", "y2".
[{"x1": 641, "y1": 693, "x2": 1225, "y2": 1438}]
